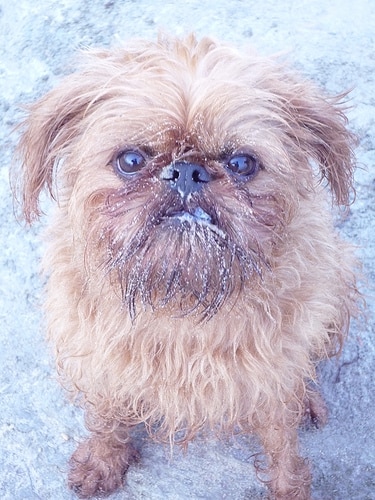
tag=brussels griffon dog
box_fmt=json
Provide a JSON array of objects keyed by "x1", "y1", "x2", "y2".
[{"x1": 15, "y1": 34, "x2": 359, "y2": 498}]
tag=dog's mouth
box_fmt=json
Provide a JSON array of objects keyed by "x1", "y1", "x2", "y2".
[
  {"x1": 101, "y1": 190, "x2": 266, "y2": 319},
  {"x1": 161, "y1": 206, "x2": 226, "y2": 239}
]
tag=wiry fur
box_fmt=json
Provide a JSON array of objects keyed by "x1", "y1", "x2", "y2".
[{"x1": 14, "y1": 34, "x2": 360, "y2": 499}]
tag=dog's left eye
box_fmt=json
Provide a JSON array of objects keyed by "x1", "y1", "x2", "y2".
[
  {"x1": 115, "y1": 150, "x2": 146, "y2": 175},
  {"x1": 226, "y1": 154, "x2": 260, "y2": 177}
]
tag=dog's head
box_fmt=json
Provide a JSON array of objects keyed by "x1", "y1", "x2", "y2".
[{"x1": 14, "y1": 34, "x2": 355, "y2": 318}]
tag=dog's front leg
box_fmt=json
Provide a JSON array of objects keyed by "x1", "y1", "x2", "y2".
[{"x1": 68, "y1": 418, "x2": 139, "y2": 498}]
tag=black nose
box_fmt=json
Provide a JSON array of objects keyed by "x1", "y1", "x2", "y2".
[{"x1": 160, "y1": 162, "x2": 211, "y2": 198}]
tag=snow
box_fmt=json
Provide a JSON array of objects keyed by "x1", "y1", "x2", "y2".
[{"x1": 1, "y1": 0, "x2": 374, "y2": 498}]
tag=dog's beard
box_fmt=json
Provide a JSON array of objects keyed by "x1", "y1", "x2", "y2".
[{"x1": 91, "y1": 183, "x2": 276, "y2": 320}]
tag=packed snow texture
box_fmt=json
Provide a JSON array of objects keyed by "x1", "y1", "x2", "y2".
[{"x1": 0, "y1": 1, "x2": 374, "y2": 499}]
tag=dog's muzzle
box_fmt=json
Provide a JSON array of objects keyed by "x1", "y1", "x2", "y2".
[{"x1": 160, "y1": 162, "x2": 211, "y2": 198}]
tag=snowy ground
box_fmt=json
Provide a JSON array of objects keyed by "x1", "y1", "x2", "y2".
[{"x1": 1, "y1": 1, "x2": 374, "y2": 499}]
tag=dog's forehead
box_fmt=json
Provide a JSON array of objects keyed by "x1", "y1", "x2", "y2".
[
  {"x1": 81, "y1": 41, "x2": 285, "y2": 152},
  {"x1": 90, "y1": 83, "x2": 276, "y2": 160},
  {"x1": 70, "y1": 39, "x2": 308, "y2": 168}
]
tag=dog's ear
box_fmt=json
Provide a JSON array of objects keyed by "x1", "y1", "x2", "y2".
[
  {"x1": 284, "y1": 83, "x2": 356, "y2": 206},
  {"x1": 13, "y1": 48, "x2": 118, "y2": 223},
  {"x1": 13, "y1": 76, "x2": 90, "y2": 223}
]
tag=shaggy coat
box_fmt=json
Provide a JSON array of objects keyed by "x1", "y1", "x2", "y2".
[{"x1": 15, "y1": 34, "x2": 359, "y2": 499}]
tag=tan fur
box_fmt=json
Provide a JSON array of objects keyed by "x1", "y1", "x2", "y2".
[{"x1": 14, "y1": 34, "x2": 360, "y2": 499}]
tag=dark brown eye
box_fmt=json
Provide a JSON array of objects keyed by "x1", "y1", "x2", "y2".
[
  {"x1": 227, "y1": 154, "x2": 260, "y2": 177},
  {"x1": 114, "y1": 150, "x2": 146, "y2": 176}
]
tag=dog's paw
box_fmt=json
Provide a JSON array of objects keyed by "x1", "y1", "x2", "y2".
[{"x1": 68, "y1": 436, "x2": 139, "y2": 498}]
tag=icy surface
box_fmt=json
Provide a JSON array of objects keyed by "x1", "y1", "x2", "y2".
[{"x1": 1, "y1": 1, "x2": 374, "y2": 499}]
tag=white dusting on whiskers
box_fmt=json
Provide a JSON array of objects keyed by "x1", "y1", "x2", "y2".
[{"x1": 175, "y1": 208, "x2": 226, "y2": 239}]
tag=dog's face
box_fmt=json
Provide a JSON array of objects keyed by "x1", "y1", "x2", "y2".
[{"x1": 16, "y1": 35, "x2": 354, "y2": 319}]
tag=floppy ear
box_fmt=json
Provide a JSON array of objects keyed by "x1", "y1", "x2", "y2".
[
  {"x1": 13, "y1": 47, "x2": 118, "y2": 224},
  {"x1": 13, "y1": 78, "x2": 91, "y2": 223},
  {"x1": 286, "y1": 84, "x2": 356, "y2": 206}
]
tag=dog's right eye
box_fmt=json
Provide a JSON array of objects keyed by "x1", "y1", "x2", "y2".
[{"x1": 114, "y1": 150, "x2": 146, "y2": 176}]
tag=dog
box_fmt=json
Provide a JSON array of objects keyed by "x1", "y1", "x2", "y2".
[{"x1": 14, "y1": 34, "x2": 359, "y2": 499}]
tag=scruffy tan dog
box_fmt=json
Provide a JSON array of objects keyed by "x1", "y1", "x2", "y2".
[{"x1": 15, "y1": 34, "x2": 359, "y2": 499}]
